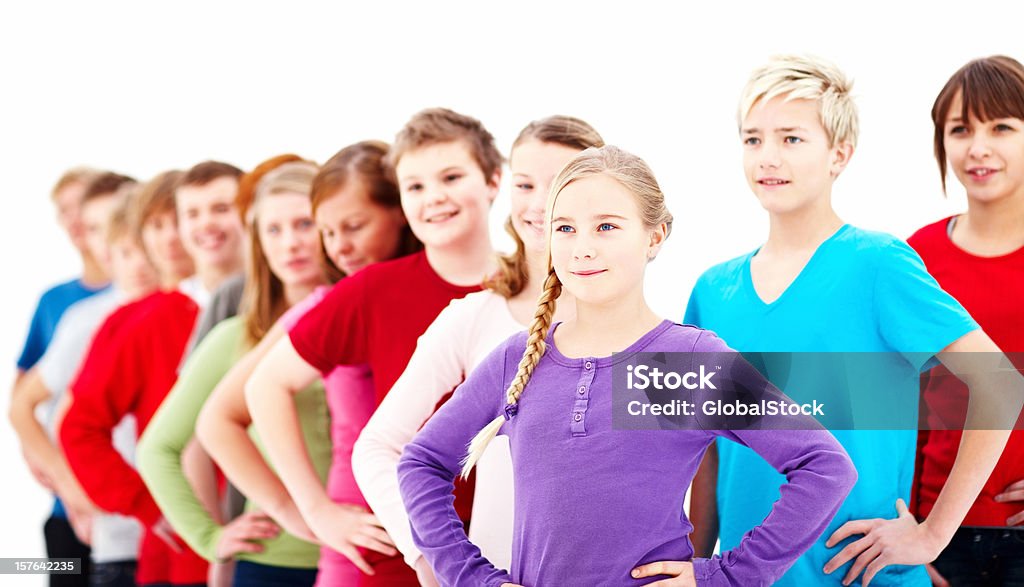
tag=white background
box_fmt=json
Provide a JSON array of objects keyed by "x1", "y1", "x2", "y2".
[{"x1": 1, "y1": 1, "x2": 1021, "y2": 584}]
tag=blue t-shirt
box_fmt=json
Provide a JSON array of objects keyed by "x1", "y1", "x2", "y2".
[
  {"x1": 17, "y1": 278, "x2": 109, "y2": 371},
  {"x1": 684, "y1": 225, "x2": 977, "y2": 586},
  {"x1": 17, "y1": 277, "x2": 109, "y2": 518}
]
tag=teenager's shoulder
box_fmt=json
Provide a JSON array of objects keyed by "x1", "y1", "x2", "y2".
[
  {"x1": 650, "y1": 322, "x2": 734, "y2": 353},
  {"x1": 694, "y1": 251, "x2": 753, "y2": 289},
  {"x1": 317, "y1": 252, "x2": 427, "y2": 306},
  {"x1": 359, "y1": 251, "x2": 428, "y2": 283},
  {"x1": 109, "y1": 291, "x2": 198, "y2": 341},
  {"x1": 831, "y1": 224, "x2": 909, "y2": 253},
  {"x1": 439, "y1": 290, "x2": 508, "y2": 321},
  {"x1": 38, "y1": 278, "x2": 103, "y2": 306},
  {"x1": 60, "y1": 288, "x2": 120, "y2": 327},
  {"x1": 907, "y1": 217, "x2": 953, "y2": 250}
]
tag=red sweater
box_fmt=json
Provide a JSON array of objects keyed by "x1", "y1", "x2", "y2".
[
  {"x1": 61, "y1": 290, "x2": 207, "y2": 585},
  {"x1": 290, "y1": 251, "x2": 481, "y2": 585},
  {"x1": 909, "y1": 217, "x2": 1024, "y2": 527}
]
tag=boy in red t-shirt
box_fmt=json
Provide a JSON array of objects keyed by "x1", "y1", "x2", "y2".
[{"x1": 227, "y1": 108, "x2": 502, "y2": 586}]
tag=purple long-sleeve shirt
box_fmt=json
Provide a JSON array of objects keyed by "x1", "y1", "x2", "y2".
[{"x1": 398, "y1": 320, "x2": 857, "y2": 586}]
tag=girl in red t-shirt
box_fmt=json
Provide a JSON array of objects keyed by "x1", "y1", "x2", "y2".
[{"x1": 910, "y1": 55, "x2": 1024, "y2": 587}]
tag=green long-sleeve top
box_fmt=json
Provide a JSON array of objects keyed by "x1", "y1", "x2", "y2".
[{"x1": 137, "y1": 316, "x2": 331, "y2": 568}]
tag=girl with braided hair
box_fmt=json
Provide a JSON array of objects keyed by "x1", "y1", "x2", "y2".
[
  {"x1": 351, "y1": 115, "x2": 603, "y2": 584},
  {"x1": 398, "y1": 145, "x2": 858, "y2": 586}
]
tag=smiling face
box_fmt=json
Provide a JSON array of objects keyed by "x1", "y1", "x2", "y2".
[
  {"x1": 395, "y1": 140, "x2": 498, "y2": 251},
  {"x1": 741, "y1": 96, "x2": 852, "y2": 216},
  {"x1": 944, "y1": 92, "x2": 1024, "y2": 205},
  {"x1": 175, "y1": 176, "x2": 245, "y2": 273},
  {"x1": 510, "y1": 139, "x2": 583, "y2": 255},
  {"x1": 549, "y1": 173, "x2": 664, "y2": 307},
  {"x1": 315, "y1": 182, "x2": 407, "y2": 275},
  {"x1": 256, "y1": 191, "x2": 324, "y2": 289}
]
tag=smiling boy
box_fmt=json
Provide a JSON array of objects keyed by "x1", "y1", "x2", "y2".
[{"x1": 59, "y1": 161, "x2": 245, "y2": 586}]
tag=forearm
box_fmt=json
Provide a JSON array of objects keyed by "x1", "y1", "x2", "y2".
[
  {"x1": 183, "y1": 439, "x2": 223, "y2": 525},
  {"x1": 59, "y1": 398, "x2": 160, "y2": 525},
  {"x1": 137, "y1": 425, "x2": 224, "y2": 560},
  {"x1": 697, "y1": 431, "x2": 857, "y2": 585},
  {"x1": 245, "y1": 377, "x2": 326, "y2": 517},
  {"x1": 352, "y1": 418, "x2": 422, "y2": 565},
  {"x1": 352, "y1": 363, "x2": 456, "y2": 565},
  {"x1": 927, "y1": 334, "x2": 1024, "y2": 542},
  {"x1": 9, "y1": 395, "x2": 61, "y2": 476},
  {"x1": 196, "y1": 403, "x2": 292, "y2": 521},
  {"x1": 923, "y1": 429, "x2": 1010, "y2": 543}
]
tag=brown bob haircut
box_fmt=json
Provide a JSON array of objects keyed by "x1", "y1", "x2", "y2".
[{"x1": 932, "y1": 55, "x2": 1024, "y2": 192}]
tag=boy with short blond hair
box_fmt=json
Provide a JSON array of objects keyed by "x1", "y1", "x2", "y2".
[{"x1": 685, "y1": 55, "x2": 1016, "y2": 586}]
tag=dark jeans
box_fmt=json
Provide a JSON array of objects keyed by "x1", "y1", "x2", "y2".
[
  {"x1": 90, "y1": 560, "x2": 137, "y2": 587},
  {"x1": 232, "y1": 561, "x2": 316, "y2": 587},
  {"x1": 932, "y1": 527, "x2": 1024, "y2": 586},
  {"x1": 44, "y1": 515, "x2": 91, "y2": 587}
]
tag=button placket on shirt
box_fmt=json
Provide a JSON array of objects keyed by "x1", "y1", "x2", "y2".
[{"x1": 571, "y1": 359, "x2": 596, "y2": 436}]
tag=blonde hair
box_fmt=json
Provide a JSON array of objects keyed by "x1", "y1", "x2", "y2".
[
  {"x1": 106, "y1": 184, "x2": 142, "y2": 245},
  {"x1": 461, "y1": 145, "x2": 672, "y2": 477},
  {"x1": 738, "y1": 54, "x2": 859, "y2": 148},
  {"x1": 239, "y1": 161, "x2": 322, "y2": 347},
  {"x1": 51, "y1": 167, "x2": 100, "y2": 201},
  {"x1": 484, "y1": 115, "x2": 605, "y2": 298}
]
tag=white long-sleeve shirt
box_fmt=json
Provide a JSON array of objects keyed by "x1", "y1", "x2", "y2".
[{"x1": 352, "y1": 290, "x2": 521, "y2": 570}]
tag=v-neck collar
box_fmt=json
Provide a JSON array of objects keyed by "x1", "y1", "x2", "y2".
[{"x1": 743, "y1": 224, "x2": 851, "y2": 308}]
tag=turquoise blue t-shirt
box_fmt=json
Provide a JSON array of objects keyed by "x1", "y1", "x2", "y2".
[{"x1": 683, "y1": 225, "x2": 977, "y2": 586}]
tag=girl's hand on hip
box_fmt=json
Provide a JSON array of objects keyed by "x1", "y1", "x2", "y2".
[
  {"x1": 307, "y1": 501, "x2": 397, "y2": 576},
  {"x1": 995, "y1": 478, "x2": 1024, "y2": 526},
  {"x1": 631, "y1": 560, "x2": 696, "y2": 585}
]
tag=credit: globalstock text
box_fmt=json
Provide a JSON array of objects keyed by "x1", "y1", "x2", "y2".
[{"x1": 624, "y1": 363, "x2": 826, "y2": 418}]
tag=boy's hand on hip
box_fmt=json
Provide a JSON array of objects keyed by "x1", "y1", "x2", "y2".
[{"x1": 823, "y1": 499, "x2": 945, "y2": 586}]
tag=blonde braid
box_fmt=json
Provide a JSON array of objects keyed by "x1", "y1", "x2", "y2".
[{"x1": 460, "y1": 268, "x2": 562, "y2": 479}]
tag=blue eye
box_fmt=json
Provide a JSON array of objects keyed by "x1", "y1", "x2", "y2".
[
  {"x1": 598, "y1": 223, "x2": 616, "y2": 231},
  {"x1": 743, "y1": 137, "x2": 760, "y2": 146},
  {"x1": 555, "y1": 225, "x2": 575, "y2": 233},
  {"x1": 784, "y1": 136, "x2": 802, "y2": 144},
  {"x1": 515, "y1": 183, "x2": 534, "y2": 191}
]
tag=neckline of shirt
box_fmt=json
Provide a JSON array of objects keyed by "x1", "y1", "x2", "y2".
[
  {"x1": 941, "y1": 215, "x2": 1024, "y2": 262},
  {"x1": 743, "y1": 223, "x2": 852, "y2": 308},
  {"x1": 541, "y1": 319, "x2": 675, "y2": 367}
]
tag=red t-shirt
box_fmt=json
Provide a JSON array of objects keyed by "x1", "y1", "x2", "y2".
[
  {"x1": 909, "y1": 217, "x2": 1024, "y2": 527},
  {"x1": 61, "y1": 290, "x2": 208, "y2": 585},
  {"x1": 290, "y1": 251, "x2": 481, "y2": 584}
]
